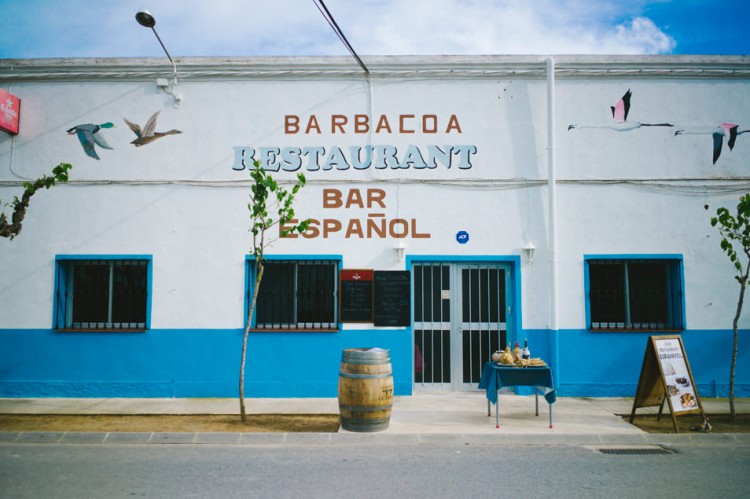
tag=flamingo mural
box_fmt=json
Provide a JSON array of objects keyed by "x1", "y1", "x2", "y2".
[
  {"x1": 568, "y1": 89, "x2": 674, "y2": 131},
  {"x1": 675, "y1": 123, "x2": 749, "y2": 164}
]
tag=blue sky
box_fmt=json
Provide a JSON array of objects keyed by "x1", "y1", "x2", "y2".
[{"x1": 0, "y1": 0, "x2": 748, "y2": 59}]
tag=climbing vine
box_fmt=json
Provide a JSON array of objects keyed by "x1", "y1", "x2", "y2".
[{"x1": 0, "y1": 163, "x2": 72, "y2": 240}]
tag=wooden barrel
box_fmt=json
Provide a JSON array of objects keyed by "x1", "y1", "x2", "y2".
[{"x1": 338, "y1": 348, "x2": 394, "y2": 432}]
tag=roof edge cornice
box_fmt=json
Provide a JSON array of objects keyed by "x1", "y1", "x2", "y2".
[{"x1": 1, "y1": 55, "x2": 749, "y2": 81}]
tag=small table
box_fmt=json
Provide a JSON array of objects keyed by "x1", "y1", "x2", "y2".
[{"x1": 478, "y1": 362, "x2": 556, "y2": 428}]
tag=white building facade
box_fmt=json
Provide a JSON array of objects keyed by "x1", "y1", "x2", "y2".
[{"x1": 1, "y1": 55, "x2": 748, "y2": 399}]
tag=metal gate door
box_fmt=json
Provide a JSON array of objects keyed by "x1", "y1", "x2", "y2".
[{"x1": 413, "y1": 263, "x2": 509, "y2": 391}]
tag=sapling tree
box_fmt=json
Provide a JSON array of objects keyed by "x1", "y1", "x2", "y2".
[
  {"x1": 239, "y1": 160, "x2": 310, "y2": 421},
  {"x1": 0, "y1": 163, "x2": 72, "y2": 240},
  {"x1": 710, "y1": 193, "x2": 750, "y2": 418}
]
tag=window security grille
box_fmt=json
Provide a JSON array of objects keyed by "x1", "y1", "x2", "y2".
[
  {"x1": 56, "y1": 259, "x2": 148, "y2": 330},
  {"x1": 253, "y1": 260, "x2": 338, "y2": 330},
  {"x1": 413, "y1": 264, "x2": 452, "y2": 384},
  {"x1": 461, "y1": 266, "x2": 506, "y2": 385},
  {"x1": 413, "y1": 263, "x2": 507, "y2": 388},
  {"x1": 588, "y1": 259, "x2": 683, "y2": 331}
]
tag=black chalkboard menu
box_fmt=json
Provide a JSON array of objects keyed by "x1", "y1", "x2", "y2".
[
  {"x1": 373, "y1": 271, "x2": 411, "y2": 327},
  {"x1": 340, "y1": 269, "x2": 373, "y2": 323}
]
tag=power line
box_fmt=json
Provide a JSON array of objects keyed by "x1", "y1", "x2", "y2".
[{"x1": 313, "y1": 0, "x2": 370, "y2": 79}]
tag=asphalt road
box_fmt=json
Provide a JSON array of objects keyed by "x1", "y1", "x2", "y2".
[{"x1": 2, "y1": 442, "x2": 749, "y2": 498}]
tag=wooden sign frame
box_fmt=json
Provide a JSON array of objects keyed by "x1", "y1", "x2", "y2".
[{"x1": 630, "y1": 335, "x2": 704, "y2": 433}]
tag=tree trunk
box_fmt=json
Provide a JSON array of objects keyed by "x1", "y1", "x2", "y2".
[
  {"x1": 239, "y1": 261, "x2": 264, "y2": 422},
  {"x1": 730, "y1": 276, "x2": 746, "y2": 419}
]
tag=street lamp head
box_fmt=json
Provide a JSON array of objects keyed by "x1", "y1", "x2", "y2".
[
  {"x1": 135, "y1": 9, "x2": 156, "y2": 28},
  {"x1": 134, "y1": 8, "x2": 181, "y2": 108}
]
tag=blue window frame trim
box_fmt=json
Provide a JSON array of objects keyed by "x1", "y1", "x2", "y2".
[
  {"x1": 53, "y1": 254, "x2": 153, "y2": 331},
  {"x1": 584, "y1": 254, "x2": 685, "y2": 332},
  {"x1": 244, "y1": 254, "x2": 343, "y2": 331}
]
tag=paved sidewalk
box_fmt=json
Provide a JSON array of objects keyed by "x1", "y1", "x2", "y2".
[{"x1": 1, "y1": 393, "x2": 748, "y2": 447}]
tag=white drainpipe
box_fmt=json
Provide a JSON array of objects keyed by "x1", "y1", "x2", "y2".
[{"x1": 546, "y1": 57, "x2": 560, "y2": 388}]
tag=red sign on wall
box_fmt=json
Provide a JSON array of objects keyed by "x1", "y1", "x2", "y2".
[{"x1": 0, "y1": 88, "x2": 21, "y2": 135}]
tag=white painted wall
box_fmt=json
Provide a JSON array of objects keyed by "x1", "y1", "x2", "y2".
[{"x1": 1, "y1": 56, "x2": 748, "y2": 332}]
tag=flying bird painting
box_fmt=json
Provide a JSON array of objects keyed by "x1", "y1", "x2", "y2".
[
  {"x1": 675, "y1": 123, "x2": 749, "y2": 164},
  {"x1": 568, "y1": 89, "x2": 674, "y2": 131},
  {"x1": 66, "y1": 122, "x2": 115, "y2": 160},
  {"x1": 123, "y1": 111, "x2": 182, "y2": 147}
]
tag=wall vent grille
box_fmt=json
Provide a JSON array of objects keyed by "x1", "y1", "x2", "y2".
[{"x1": 598, "y1": 447, "x2": 674, "y2": 455}]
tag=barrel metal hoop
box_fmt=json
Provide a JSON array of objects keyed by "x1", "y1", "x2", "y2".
[
  {"x1": 339, "y1": 371, "x2": 393, "y2": 379},
  {"x1": 339, "y1": 404, "x2": 394, "y2": 412},
  {"x1": 341, "y1": 358, "x2": 391, "y2": 365},
  {"x1": 341, "y1": 349, "x2": 391, "y2": 363},
  {"x1": 340, "y1": 419, "x2": 391, "y2": 431}
]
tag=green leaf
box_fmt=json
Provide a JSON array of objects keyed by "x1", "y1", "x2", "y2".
[{"x1": 713, "y1": 194, "x2": 750, "y2": 278}]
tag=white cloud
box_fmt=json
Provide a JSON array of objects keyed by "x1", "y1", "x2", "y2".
[
  {"x1": 0, "y1": 0, "x2": 678, "y2": 58},
  {"x1": 607, "y1": 16, "x2": 676, "y2": 54},
  {"x1": 333, "y1": 0, "x2": 677, "y2": 55}
]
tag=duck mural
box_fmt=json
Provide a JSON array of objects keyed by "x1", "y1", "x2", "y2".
[
  {"x1": 123, "y1": 110, "x2": 182, "y2": 147},
  {"x1": 675, "y1": 123, "x2": 749, "y2": 164},
  {"x1": 66, "y1": 122, "x2": 115, "y2": 160}
]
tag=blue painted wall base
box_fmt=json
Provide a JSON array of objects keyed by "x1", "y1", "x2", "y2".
[
  {"x1": 0, "y1": 327, "x2": 747, "y2": 399},
  {"x1": 0, "y1": 328, "x2": 411, "y2": 398}
]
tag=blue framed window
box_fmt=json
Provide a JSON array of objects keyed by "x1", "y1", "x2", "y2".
[
  {"x1": 247, "y1": 256, "x2": 340, "y2": 330},
  {"x1": 585, "y1": 255, "x2": 684, "y2": 331},
  {"x1": 54, "y1": 256, "x2": 152, "y2": 331}
]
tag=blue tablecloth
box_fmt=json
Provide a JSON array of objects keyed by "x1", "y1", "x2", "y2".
[{"x1": 478, "y1": 362, "x2": 556, "y2": 405}]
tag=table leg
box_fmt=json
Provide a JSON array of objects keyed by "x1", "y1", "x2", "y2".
[
  {"x1": 535, "y1": 388, "x2": 539, "y2": 416},
  {"x1": 487, "y1": 398, "x2": 491, "y2": 417},
  {"x1": 496, "y1": 389, "x2": 500, "y2": 428},
  {"x1": 549, "y1": 403, "x2": 553, "y2": 429}
]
